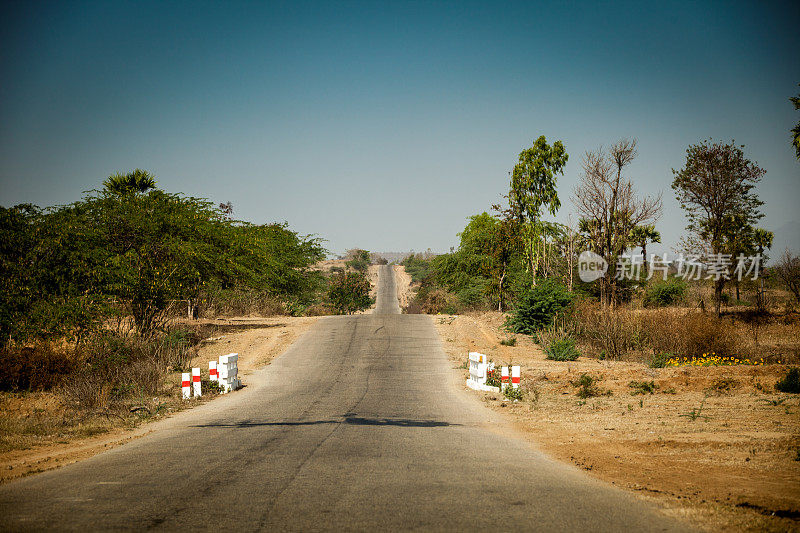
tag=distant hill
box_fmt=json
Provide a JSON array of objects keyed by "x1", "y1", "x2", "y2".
[{"x1": 369, "y1": 251, "x2": 439, "y2": 263}]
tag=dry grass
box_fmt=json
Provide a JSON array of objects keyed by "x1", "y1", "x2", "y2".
[
  {"x1": 0, "y1": 316, "x2": 319, "y2": 483},
  {"x1": 572, "y1": 301, "x2": 800, "y2": 366},
  {"x1": 434, "y1": 310, "x2": 800, "y2": 532}
]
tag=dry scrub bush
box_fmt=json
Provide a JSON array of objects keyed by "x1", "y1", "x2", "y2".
[
  {"x1": 641, "y1": 311, "x2": 739, "y2": 359},
  {"x1": 303, "y1": 303, "x2": 332, "y2": 316},
  {"x1": 0, "y1": 344, "x2": 75, "y2": 391},
  {"x1": 201, "y1": 290, "x2": 285, "y2": 318},
  {"x1": 63, "y1": 331, "x2": 193, "y2": 409},
  {"x1": 535, "y1": 320, "x2": 571, "y2": 349},
  {"x1": 421, "y1": 289, "x2": 459, "y2": 314},
  {"x1": 577, "y1": 302, "x2": 644, "y2": 360}
]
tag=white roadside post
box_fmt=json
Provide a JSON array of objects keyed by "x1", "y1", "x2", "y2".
[
  {"x1": 218, "y1": 353, "x2": 240, "y2": 393},
  {"x1": 466, "y1": 352, "x2": 500, "y2": 392},
  {"x1": 501, "y1": 366, "x2": 509, "y2": 389},
  {"x1": 511, "y1": 366, "x2": 521, "y2": 389},
  {"x1": 181, "y1": 372, "x2": 191, "y2": 400},
  {"x1": 192, "y1": 367, "x2": 202, "y2": 397},
  {"x1": 209, "y1": 361, "x2": 218, "y2": 382}
]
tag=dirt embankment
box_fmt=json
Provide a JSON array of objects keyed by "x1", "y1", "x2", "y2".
[
  {"x1": 434, "y1": 311, "x2": 800, "y2": 532},
  {"x1": 393, "y1": 265, "x2": 413, "y2": 310},
  {"x1": 0, "y1": 316, "x2": 318, "y2": 483}
]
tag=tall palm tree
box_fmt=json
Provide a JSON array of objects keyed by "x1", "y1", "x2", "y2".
[
  {"x1": 103, "y1": 169, "x2": 157, "y2": 195},
  {"x1": 753, "y1": 228, "x2": 774, "y2": 258},
  {"x1": 629, "y1": 225, "x2": 661, "y2": 276}
]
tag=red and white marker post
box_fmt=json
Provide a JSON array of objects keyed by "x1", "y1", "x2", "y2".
[
  {"x1": 511, "y1": 366, "x2": 520, "y2": 389},
  {"x1": 501, "y1": 366, "x2": 509, "y2": 388},
  {"x1": 192, "y1": 367, "x2": 202, "y2": 397},
  {"x1": 181, "y1": 372, "x2": 191, "y2": 400},
  {"x1": 209, "y1": 361, "x2": 218, "y2": 382}
]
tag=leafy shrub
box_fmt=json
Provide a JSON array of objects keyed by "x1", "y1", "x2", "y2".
[
  {"x1": 545, "y1": 337, "x2": 580, "y2": 361},
  {"x1": 571, "y1": 373, "x2": 608, "y2": 399},
  {"x1": 503, "y1": 385, "x2": 524, "y2": 400},
  {"x1": 327, "y1": 271, "x2": 372, "y2": 314},
  {"x1": 201, "y1": 378, "x2": 223, "y2": 395},
  {"x1": 506, "y1": 279, "x2": 573, "y2": 335},
  {"x1": 486, "y1": 367, "x2": 502, "y2": 388},
  {"x1": 500, "y1": 337, "x2": 517, "y2": 346},
  {"x1": 776, "y1": 368, "x2": 800, "y2": 393},
  {"x1": 400, "y1": 254, "x2": 432, "y2": 283},
  {"x1": 345, "y1": 249, "x2": 371, "y2": 272},
  {"x1": 421, "y1": 288, "x2": 460, "y2": 314},
  {"x1": 648, "y1": 352, "x2": 671, "y2": 368},
  {"x1": 456, "y1": 281, "x2": 488, "y2": 310},
  {"x1": 643, "y1": 278, "x2": 687, "y2": 307},
  {"x1": 629, "y1": 380, "x2": 658, "y2": 395}
]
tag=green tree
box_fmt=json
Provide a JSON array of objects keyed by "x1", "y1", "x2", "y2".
[
  {"x1": 628, "y1": 225, "x2": 661, "y2": 275},
  {"x1": 672, "y1": 140, "x2": 765, "y2": 316},
  {"x1": 103, "y1": 169, "x2": 157, "y2": 195},
  {"x1": 506, "y1": 279, "x2": 573, "y2": 335},
  {"x1": 0, "y1": 174, "x2": 326, "y2": 340},
  {"x1": 328, "y1": 271, "x2": 372, "y2": 314},
  {"x1": 345, "y1": 249, "x2": 371, "y2": 272},
  {"x1": 752, "y1": 228, "x2": 774, "y2": 258},
  {"x1": 508, "y1": 136, "x2": 568, "y2": 283},
  {"x1": 0, "y1": 205, "x2": 44, "y2": 345}
]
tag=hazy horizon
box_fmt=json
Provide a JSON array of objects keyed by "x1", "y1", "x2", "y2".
[{"x1": 2, "y1": 1, "x2": 799, "y2": 256}]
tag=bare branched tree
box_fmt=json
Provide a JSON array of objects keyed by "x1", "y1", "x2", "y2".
[
  {"x1": 775, "y1": 249, "x2": 800, "y2": 303},
  {"x1": 572, "y1": 139, "x2": 662, "y2": 305}
]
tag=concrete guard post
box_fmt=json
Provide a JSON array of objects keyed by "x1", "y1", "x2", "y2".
[
  {"x1": 466, "y1": 352, "x2": 500, "y2": 393},
  {"x1": 181, "y1": 373, "x2": 191, "y2": 400},
  {"x1": 218, "y1": 353, "x2": 241, "y2": 393},
  {"x1": 192, "y1": 367, "x2": 202, "y2": 397}
]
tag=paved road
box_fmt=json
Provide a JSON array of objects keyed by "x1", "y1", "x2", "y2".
[{"x1": 0, "y1": 265, "x2": 689, "y2": 531}]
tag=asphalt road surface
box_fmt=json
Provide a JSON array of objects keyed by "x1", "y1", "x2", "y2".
[{"x1": 0, "y1": 265, "x2": 690, "y2": 531}]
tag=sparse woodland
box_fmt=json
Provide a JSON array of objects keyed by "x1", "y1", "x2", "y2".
[{"x1": 403, "y1": 137, "x2": 800, "y2": 370}]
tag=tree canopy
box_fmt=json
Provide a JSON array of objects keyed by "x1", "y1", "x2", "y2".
[{"x1": 0, "y1": 172, "x2": 325, "y2": 343}]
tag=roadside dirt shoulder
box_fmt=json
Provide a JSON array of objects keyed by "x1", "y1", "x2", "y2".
[
  {"x1": 393, "y1": 265, "x2": 413, "y2": 310},
  {"x1": 0, "y1": 316, "x2": 318, "y2": 484},
  {"x1": 433, "y1": 311, "x2": 800, "y2": 532}
]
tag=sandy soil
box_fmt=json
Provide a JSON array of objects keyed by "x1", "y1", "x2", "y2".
[
  {"x1": 394, "y1": 265, "x2": 413, "y2": 310},
  {"x1": 364, "y1": 265, "x2": 380, "y2": 313},
  {"x1": 433, "y1": 311, "x2": 800, "y2": 532},
  {"x1": 0, "y1": 316, "x2": 318, "y2": 484}
]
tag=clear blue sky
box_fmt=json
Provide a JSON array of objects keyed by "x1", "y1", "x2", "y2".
[{"x1": 1, "y1": 0, "x2": 798, "y2": 256}]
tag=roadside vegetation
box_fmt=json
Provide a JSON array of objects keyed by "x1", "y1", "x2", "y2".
[
  {"x1": 0, "y1": 171, "x2": 375, "y2": 460},
  {"x1": 416, "y1": 125, "x2": 800, "y2": 529},
  {"x1": 401, "y1": 136, "x2": 799, "y2": 368}
]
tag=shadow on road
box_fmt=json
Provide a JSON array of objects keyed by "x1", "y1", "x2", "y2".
[{"x1": 191, "y1": 416, "x2": 458, "y2": 428}]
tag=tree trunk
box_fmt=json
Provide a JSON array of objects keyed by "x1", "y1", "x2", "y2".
[
  {"x1": 642, "y1": 244, "x2": 647, "y2": 278},
  {"x1": 498, "y1": 266, "x2": 506, "y2": 312},
  {"x1": 714, "y1": 279, "x2": 724, "y2": 317}
]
